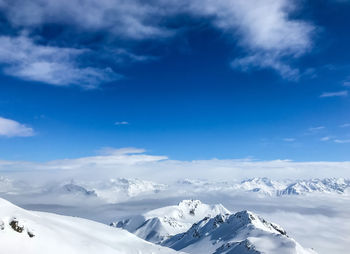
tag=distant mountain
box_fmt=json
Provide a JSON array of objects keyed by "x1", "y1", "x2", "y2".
[
  {"x1": 236, "y1": 177, "x2": 288, "y2": 196},
  {"x1": 111, "y1": 200, "x2": 230, "y2": 244},
  {"x1": 1, "y1": 176, "x2": 349, "y2": 206},
  {"x1": 88, "y1": 178, "x2": 167, "y2": 203},
  {"x1": 44, "y1": 182, "x2": 97, "y2": 197},
  {"x1": 0, "y1": 197, "x2": 178, "y2": 254},
  {"x1": 162, "y1": 210, "x2": 317, "y2": 254},
  {"x1": 3, "y1": 178, "x2": 167, "y2": 204},
  {"x1": 280, "y1": 178, "x2": 350, "y2": 195},
  {"x1": 176, "y1": 177, "x2": 350, "y2": 196}
]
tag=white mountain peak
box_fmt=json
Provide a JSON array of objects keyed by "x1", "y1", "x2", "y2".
[
  {"x1": 162, "y1": 209, "x2": 317, "y2": 254},
  {"x1": 111, "y1": 199, "x2": 230, "y2": 244}
]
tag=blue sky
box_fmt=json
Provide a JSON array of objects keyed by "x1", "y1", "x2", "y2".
[{"x1": 0, "y1": 0, "x2": 350, "y2": 162}]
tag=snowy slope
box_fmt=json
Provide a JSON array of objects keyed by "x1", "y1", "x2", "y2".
[
  {"x1": 162, "y1": 210, "x2": 317, "y2": 254},
  {"x1": 0, "y1": 197, "x2": 179, "y2": 254},
  {"x1": 111, "y1": 200, "x2": 230, "y2": 243}
]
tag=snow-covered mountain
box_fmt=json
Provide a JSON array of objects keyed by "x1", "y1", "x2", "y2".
[
  {"x1": 175, "y1": 178, "x2": 289, "y2": 196},
  {"x1": 176, "y1": 177, "x2": 350, "y2": 196},
  {"x1": 162, "y1": 210, "x2": 317, "y2": 254},
  {"x1": 1, "y1": 176, "x2": 349, "y2": 207},
  {"x1": 237, "y1": 177, "x2": 350, "y2": 196},
  {"x1": 87, "y1": 178, "x2": 167, "y2": 203},
  {"x1": 280, "y1": 178, "x2": 350, "y2": 195},
  {"x1": 236, "y1": 177, "x2": 288, "y2": 196},
  {"x1": 1, "y1": 177, "x2": 167, "y2": 204},
  {"x1": 42, "y1": 182, "x2": 97, "y2": 197},
  {"x1": 0, "y1": 197, "x2": 179, "y2": 254},
  {"x1": 111, "y1": 200, "x2": 230, "y2": 243}
]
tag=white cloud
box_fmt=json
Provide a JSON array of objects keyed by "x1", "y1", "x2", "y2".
[
  {"x1": 1, "y1": 148, "x2": 350, "y2": 184},
  {"x1": 334, "y1": 139, "x2": 350, "y2": 144},
  {"x1": 0, "y1": 0, "x2": 315, "y2": 80},
  {"x1": 97, "y1": 147, "x2": 144, "y2": 155},
  {"x1": 115, "y1": 121, "x2": 129, "y2": 125},
  {"x1": 320, "y1": 136, "x2": 331, "y2": 141},
  {"x1": 177, "y1": 0, "x2": 314, "y2": 80},
  {"x1": 0, "y1": 35, "x2": 121, "y2": 88},
  {"x1": 283, "y1": 138, "x2": 295, "y2": 142},
  {"x1": 231, "y1": 53, "x2": 300, "y2": 80},
  {"x1": 320, "y1": 90, "x2": 348, "y2": 98},
  {"x1": 309, "y1": 126, "x2": 325, "y2": 132},
  {"x1": 0, "y1": 0, "x2": 173, "y2": 40},
  {"x1": 343, "y1": 81, "x2": 350, "y2": 87},
  {"x1": 340, "y1": 123, "x2": 350, "y2": 128},
  {"x1": 0, "y1": 116, "x2": 34, "y2": 137},
  {"x1": 209, "y1": 0, "x2": 314, "y2": 79}
]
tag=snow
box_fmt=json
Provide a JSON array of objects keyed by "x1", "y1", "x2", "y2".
[
  {"x1": 84, "y1": 178, "x2": 167, "y2": 203},
  {"x1": 111, "y1": 200, "x2": 230, "y2": 243},
  {"x1": 280, "y1": 178, "x2": 350, "y2": 195},
  {"x1": 237, "y1": 177, "x2": 288, "y2": 196},
  {"x1": 162, "y1": 209, "x2": 317, "y2": 254},
  {"x1": 0, "y1": 197, "x2": 179, "y2": 254},
  {"x1": 0, "y1": 175, "x2": 347, "y2": 254},
  {"x1": 175, "y1": 177, "x2": 350, "y2": 197}
]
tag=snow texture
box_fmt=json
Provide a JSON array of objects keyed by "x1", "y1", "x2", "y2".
[
  {"x1": 111, "y1": 200, "x2": 230, "y2": 243},
  {"x1": 0, "y1": 197, "x2": 179, "y2": 254}
]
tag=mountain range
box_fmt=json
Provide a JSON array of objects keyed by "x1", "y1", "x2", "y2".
[
  {"x1": 111, "y1": 200, "x2": 230, "y2": 243},
  {"x1": 112, "y1": 199, "x2": 317, "y2": 254},
  {"x1": 1, "y1": 177, "x2": 349, "y2": 206}
]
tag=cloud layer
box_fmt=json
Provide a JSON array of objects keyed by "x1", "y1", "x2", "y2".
[{"x1": 1, "y1": 147, "x2": 349, "y2": 184}]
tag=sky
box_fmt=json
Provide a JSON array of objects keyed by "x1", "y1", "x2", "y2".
[{"x1": 0, "y1": 0, "x2": 350, "y2": 166}]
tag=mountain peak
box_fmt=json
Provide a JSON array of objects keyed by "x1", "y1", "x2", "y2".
[
  {"x1": 111, "y1": 200, "x2": 231, "y2": 244},
  {"x1": 162, "y1": 209, "x2": 314, "y2": 254}
]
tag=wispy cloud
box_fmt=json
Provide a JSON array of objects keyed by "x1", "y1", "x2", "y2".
[
  {"x1": 320, "y1": 90, "x2": 348, "y2": 98},
  {"x1": 343, "y1": 81, "x2": 350, "y2": 87},
  {"x1": 283, "y1": 138, "x2": 295, "y2": 142},
  {"x1": 224, "y1": 0, "x2": 314, "y2": 80},
  {"x1": 309, "y1": 126, "x2": 325, "y2": 132},
  {"x1": 320, "y1": 136, "x2": 331, "y2": 141},
  {"x1": 115, "y1": 121, "x2": 129, "y2": 125},
  {"x1": 334, "y1": 139, "x2": 350, "y2": 144},
  {"x1": 0, "y1": 35, "x2": 121, "y2": 89},
  {"x1": 0, "y1": 0, "x2": 315, "y2": 83},
  {"x1": 340, "y1": 123, "x2": 350, "y2": 128},
  {"x1": 231, "y1": 53, "x2": 301, "y2": 80},
  {"x1": 0, "y1": 116, "x2": 34, "y2": 137},
  {"x1": 0, "y1": 0, "x2": 173, "y2": 40}
]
